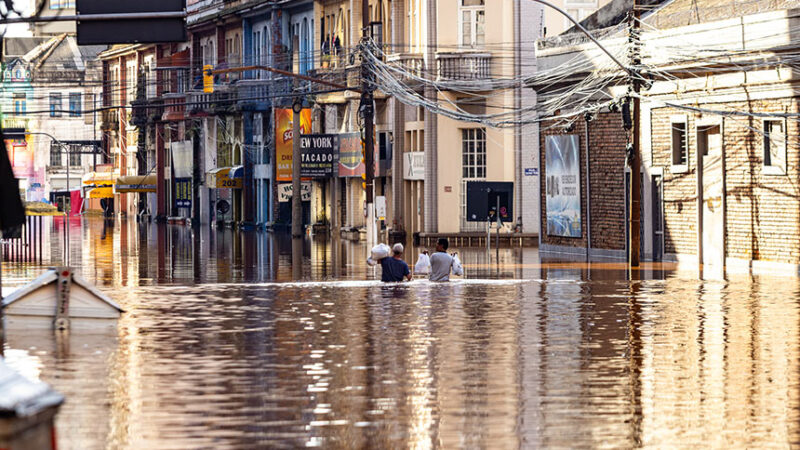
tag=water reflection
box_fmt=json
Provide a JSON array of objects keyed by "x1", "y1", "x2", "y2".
[{"x1": 0, "y1": 217, "x2": 798, "y2": 448}]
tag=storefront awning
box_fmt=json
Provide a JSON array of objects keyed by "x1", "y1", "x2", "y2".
[
  {"x1": 115, "y1": 174, "x2": 157, "y2": 193},
  {"x1": 86, "y1": 187, "x2": 114, "y2": 199},
  {"x1": 206, "y1": 166, "x2": 243, "y2": 189},
  {"x1": 82, "y1": 171, "x2": 114, "y2": 187}
]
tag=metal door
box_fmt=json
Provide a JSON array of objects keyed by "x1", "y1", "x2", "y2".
[{"x1": 651, "y1": 174, "x2": 664, "y2": 261}]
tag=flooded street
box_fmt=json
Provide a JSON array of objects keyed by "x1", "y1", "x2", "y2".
[{"x1": 2, "y1": 217, "x2": 799, "y2": 448}]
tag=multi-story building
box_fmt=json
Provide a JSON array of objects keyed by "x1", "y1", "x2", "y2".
[{"x1": 1, "y1": 35, "x2": 104, "y2": 211}]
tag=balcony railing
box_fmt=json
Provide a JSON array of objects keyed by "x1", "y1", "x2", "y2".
[
  {"x1": 435, "y1": 52, "x2": 492, "y2": 82},
  {"x1": 236, "y1": 79, "x2": 271, "y2": 108},
  {"x1": 385, "y1": 53, "x2": 425, "y2": 89},
  {"x1": 186, "y1": 85, "x2": 238, "y2": 116},
  {"x1": 101, "y1": 109, "x2": 119, "y2": 131}
]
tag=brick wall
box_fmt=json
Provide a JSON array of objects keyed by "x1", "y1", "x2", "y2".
[
  {"x1": 539, "y1": 112, "x2": 627, "y2": 250},
  {"x1": 650, "y1": 99, "x2": 800, "y2": 264}
]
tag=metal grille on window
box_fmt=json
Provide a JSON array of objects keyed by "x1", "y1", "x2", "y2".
[
  {"x1": 50, "y1": 143, "x2": 62, "y2": 167},
  {"x1": 461, "y1": 128, "x2": 486, "y2": 231},
  {"x1": 69, "y1": 144, "x2": 82, "y2": 167}
]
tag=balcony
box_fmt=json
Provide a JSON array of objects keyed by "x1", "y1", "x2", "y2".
[
  {"x1": 101, "y1": 109, "x2": 119, "y2": 131},
  {"x1": 235, "y1": 79, "x2": 271, "y2": 110},
  {"x1": 385, "y1": 53, "x2": 425, "y2": 89},
  {"x1": 186, "y1": 85, "x2": 238, "y2": 116},
  {"x1": 2, "y1": 117, "x2": 29, "y2": 130},
  {"x1": 161, "y1": 93, "x2": 185, "y2": 122},
  {"x1": 435, "y1": 51, "x2": 492, "y2": 82}
]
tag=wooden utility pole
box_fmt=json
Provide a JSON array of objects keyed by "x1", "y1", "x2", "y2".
[
  {"x1": 629, "y1": 0, "x2": 642, "y2": 267},
  {"x1": 361, "y1": 0, "x2": 376, "y2": 248}
]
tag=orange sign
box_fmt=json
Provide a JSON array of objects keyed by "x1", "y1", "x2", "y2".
[{"x1": 275, "y1": 108, "x2": 312, "y2": 181}]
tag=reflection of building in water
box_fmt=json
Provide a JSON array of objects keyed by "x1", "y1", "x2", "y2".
[{"x1": 638, "y1": 277, "x2": 800, "y2": 446}]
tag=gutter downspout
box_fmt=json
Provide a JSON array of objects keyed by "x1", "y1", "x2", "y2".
[{"x1": 585, "y1": 115, "x2": 591, "y2": 263}]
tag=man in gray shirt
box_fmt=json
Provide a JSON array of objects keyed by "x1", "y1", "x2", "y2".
[{"x1": 429, "y1": 238, "x2": 454, "y2": 282}]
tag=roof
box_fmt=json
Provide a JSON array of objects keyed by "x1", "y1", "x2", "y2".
[
  {"x1": 0, "y1": 357, "x2": 63, "y2": 418},
  {"x1": 2, "y1": 35, "x2": 106, "y2": 70},
  {"x1": 2, "y1": 269, "x2": 124, "y2": 313},
  {"x1": 2, "y1": 37, "x2": 49, "y2": 59},
  {"x1": 540, "y1": 0, "x2": 800, "y2": 49}
]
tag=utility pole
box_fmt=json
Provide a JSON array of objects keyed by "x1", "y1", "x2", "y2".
[
  {"x1": 291, "y1": 34, "x2": 304, "y2": 240},
  {"x1": 629, "y1": 0, "x2": 642, "y2": 267},
  {"x1": 361, "y1": 0, "x2": 376, "y2": 248}
]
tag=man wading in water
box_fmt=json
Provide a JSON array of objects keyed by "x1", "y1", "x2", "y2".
[
  {"x1": 430, "y1": 238, "x2": 457, "y2": 282},
  {"x1": 380, "y1": 243, "x2": 412, "y2": 282}
]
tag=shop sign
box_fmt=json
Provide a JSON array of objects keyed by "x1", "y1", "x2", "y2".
[
  {"x1": 403, "y1": 152, "x2": 424, "y2": 180},
  {"x1": 278, "y1": 182, "x2": 312, "y2": 202},
  {"x1": 301, "y1": 134, "x2": 339, "y2": 178},
  {"x1": 338, "y1": 132, "x2": 379, "y2": 177},
  {"x1": 175, "y1": 177, "x2": 191, "y2": 208},
  {"x1": 275, "y1": 108, "x2": 312, "y2": 181}
]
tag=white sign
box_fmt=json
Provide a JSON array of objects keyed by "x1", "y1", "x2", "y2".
[
  {"x1": 278, "y1": 182, "x2": 312, "y2": 202},
  {"x1": 375, "y1": 196, "x2": 387, "y2": 221},
  {"x1": 403, "y1": 152, "x2": 425, "y2": 180},
  {"x1": 170, "y1": 141, "x2": 193, "y2": 179}
]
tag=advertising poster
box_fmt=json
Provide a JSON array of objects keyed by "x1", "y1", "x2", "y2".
[
  {"x1": 338, "y1": 132, "x2": 378, "y2": 177},
  {"x1": 275, "y1": 108, "x2": 312, "y2": 182},
  {"x1": 300, "y1": 134, "x2": 339, "y2": 177},
  {"x1": 545, "y1": 134, "x2": 582, "y2": 238},
  {"x1": 175, "y1": 178, "x2": 192, "y2": 208}
]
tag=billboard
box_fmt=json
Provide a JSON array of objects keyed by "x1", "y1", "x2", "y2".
[
  {"x1": 338, "y1": 132, "x2": 378, "y2": 177},
  {"x1": 275, "y1": 108, "x2": 312, "y2": 182},
  {"x1": 545, "y1": 135, "x2": 582, "y2": 238},
  {"x1": 77, "y1": 0, "x2": 187, "y2": 45},
  {"x1": 300, "y1": 134, "x2": 339, "y2": 178}
]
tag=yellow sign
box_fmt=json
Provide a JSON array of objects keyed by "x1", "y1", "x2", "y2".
[
  {"x1": 275, "y1": 108, "x2": 312, "y2": 182},
  {"x1": 203, "y1": 64, "x2": 214, "y2": 93}
]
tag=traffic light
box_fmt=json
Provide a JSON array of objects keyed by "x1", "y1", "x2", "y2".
[{"x1": 203, "y1": 65, "x2": 214, "y2": 93}]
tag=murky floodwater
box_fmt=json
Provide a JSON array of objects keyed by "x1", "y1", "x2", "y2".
[{"x1": 2, "y1": 217, "x2": 799, "y2": 448}]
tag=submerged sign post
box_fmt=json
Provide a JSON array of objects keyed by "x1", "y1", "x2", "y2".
[{"x1": 76, "y1": 0, "x2": 187, "y2": 45}]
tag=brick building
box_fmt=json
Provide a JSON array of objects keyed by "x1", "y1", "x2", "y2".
[
  {"x1": 537, "y1": 112, "x2": 628, "y2": 259},
  {"x1": 533, "y1": 0, "x2": 800, "y2": 272}
]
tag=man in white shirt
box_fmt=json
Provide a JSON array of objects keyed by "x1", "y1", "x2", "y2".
[{"x1": 429, "y1": 238, "x2": 455, "y2": 282}]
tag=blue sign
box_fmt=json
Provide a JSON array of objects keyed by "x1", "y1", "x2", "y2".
[
  {"x1": 524, "y1": 168, "x2": 538, "y2": 176},
  {"x1": 175, "y1": 178, "x2": 191, "y2": 209}
]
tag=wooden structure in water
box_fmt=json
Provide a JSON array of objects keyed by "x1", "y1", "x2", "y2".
[{"x1": 1, "y1": 267, "x2": 122, "y2": 331}]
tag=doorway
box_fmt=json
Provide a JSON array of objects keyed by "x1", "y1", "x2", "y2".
[
  {"x1": 698, "y1": 124, "x2": 724, "y2": 268},
  {"x1": 651, "y1": 174, "x2": 664, "y2": 261}
]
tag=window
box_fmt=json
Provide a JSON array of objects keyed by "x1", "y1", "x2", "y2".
[
  {"x1": 462, "y1": 128, "x2": 486, "y2": 179},
  {"x1": 670, "y1": 117, "x2": 688, "y2": 172},
  {"x1": 49, "y1": 0, "x2": 75, "y2": 9},
  {"x1": 13, "y1": 93, "x2": 26, "y2": 115},
  {"x1": 254, "y1": 113, "x2": 266, "y2": 164},
  {"x1": 69, "y1": 144, "x2": 81, "y2": 167},
  {"x1": 763, "y1": 119, "x2": 786, "y2": 175},
  {"x1": 126, "y1": 62, "x2": 137, "y2": 103},
  {"x1": 50, "y1": 93, "x2": 62, "y2": 117},
  {"x1": 69, "y1": 93, "x2": 81, "y2": 117},
  {"x1": 460, "y1": 0, "x2": 485, "y2": 48},
  {"x1": 50, "y1": 143, "x2": 62, "y2": 167}
]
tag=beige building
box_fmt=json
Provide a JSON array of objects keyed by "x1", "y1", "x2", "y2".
[{"x1": 542, "y1": 0, "x2": 612, "y2": 38}]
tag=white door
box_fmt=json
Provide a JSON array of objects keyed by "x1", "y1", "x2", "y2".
[{"x1": 701, "y1": 125, "x2": 724, "y2": 269}]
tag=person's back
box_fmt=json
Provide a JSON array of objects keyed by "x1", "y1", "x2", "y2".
[
  {"x1": 379, "y1": 243, "x2": 412, "y2": 282},
  {"x1": 429, "y1": 251, "x2": 454, "y2": 281}
]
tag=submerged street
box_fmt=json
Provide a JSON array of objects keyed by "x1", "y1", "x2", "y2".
[{"x1": 1, "y1": 217, "x2": 798, "y2": 448}]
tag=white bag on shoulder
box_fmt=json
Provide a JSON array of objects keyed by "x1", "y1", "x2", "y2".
[
  {"x1": 451, "y1": 253, "x2": 464, "y2": 276},
  {"x1": 414, "y1": 253, "x2": 431, "y2": 274},
  {"x1": 370, "y1": 243, "x2": 391, "y2": 261}
]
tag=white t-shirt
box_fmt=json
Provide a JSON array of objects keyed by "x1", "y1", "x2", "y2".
[{"x1": 429, "y1": 252, "x2": 454, "y2": 282}]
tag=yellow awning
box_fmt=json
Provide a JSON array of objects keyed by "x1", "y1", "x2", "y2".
[
  {"x1": 82, "y1": 171, "x2": 114, "y2": 186},
  {"x1": 87, "y1": 187, "x2": 114, "y2": 199},
  {"x1": 115, "y1": 174, "x2": 157, "y2": 193},
  {"x1": 205, "y1": 166, "x2": 243, "y2": 189}
]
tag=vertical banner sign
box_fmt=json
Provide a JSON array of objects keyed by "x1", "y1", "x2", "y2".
[
  {"x1": 175, "y1": 178, "x2": 191, "y2": 208},
  {"x1": 275, "y1": 108, "x2": 312, "y2": 182},
  {"x1": 545, "y1": 135, "x2": 582, "y2": 237}
]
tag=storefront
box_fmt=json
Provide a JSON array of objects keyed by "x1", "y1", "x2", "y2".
[{"x1": 206, "y1": 166, "x2": 243, "y2": 224}]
